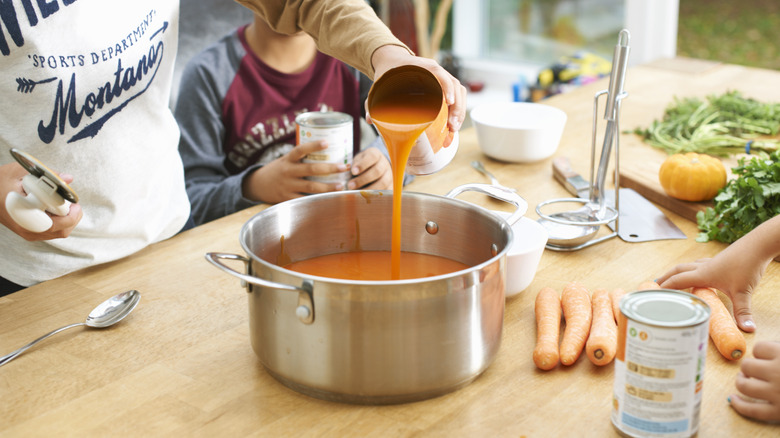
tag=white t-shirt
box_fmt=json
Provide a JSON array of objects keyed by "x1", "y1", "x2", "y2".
[{"x1": 0, "y1": 0, "x2": 190, "y2": 286}]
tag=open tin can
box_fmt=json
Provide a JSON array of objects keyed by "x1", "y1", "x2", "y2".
[{"x1": 612, "y1": 289, "x2": 711, "y2": 437}]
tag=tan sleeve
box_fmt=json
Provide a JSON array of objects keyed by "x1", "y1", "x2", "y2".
[{"x1": 235, "y1": 0, "x2": 411, "y2": 79}]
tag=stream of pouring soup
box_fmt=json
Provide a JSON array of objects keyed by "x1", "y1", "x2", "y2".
[{"x1": 369, "y1": 91, "x2": 442, "y2": 279}]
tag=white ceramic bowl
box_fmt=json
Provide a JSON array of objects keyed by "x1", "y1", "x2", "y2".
[
  {"x1": 471, "y1": 102, "x2": 567, "y2": 163},
  {"x1": 493, "y1": 211, "x2": 548, "y2": 297}
]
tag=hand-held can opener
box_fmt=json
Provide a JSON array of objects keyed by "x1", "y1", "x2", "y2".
[{"x1": 5, "y1": 148, "x2": 79, "y2": 233}]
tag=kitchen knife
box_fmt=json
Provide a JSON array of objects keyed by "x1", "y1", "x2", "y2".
[{"x1": 552, "y1": 157, "x2": 686, "y2": 242}]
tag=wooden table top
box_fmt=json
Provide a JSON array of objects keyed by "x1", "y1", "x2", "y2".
[{"x1": 2, "y1": 58, "x2": 779, "y2": 437}]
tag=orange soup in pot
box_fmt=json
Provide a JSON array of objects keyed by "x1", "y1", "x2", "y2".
[{"x1": 283, "y1": 250, "x2": 469, "y2": 281}]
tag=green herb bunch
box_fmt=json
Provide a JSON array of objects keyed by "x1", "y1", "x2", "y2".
[
  {"x1": 697, "y1": 149, "x2": 780, "y2": 243},
  {"x1": 634, "y1": 91, "x2": 780, "y2": 157}
]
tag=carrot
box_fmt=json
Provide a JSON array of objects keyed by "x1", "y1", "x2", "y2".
[
  {"x1": 638, "y1": 281, "x2": 661, "y2": 290},
  {"x1": 586, "y1": 288, "x2": 618, "y2": 366},
  {"x1": 692, "y1": 287, "x2": 746, "y2": 360},
  {"x1": 533, "y1": 287, "x2": 562, "y2": 370},
  {"x1": 609, "y1": 288, "x2": 626, "y2": 323},
  {"x1": 560, "y1": 282, "x2": 592, "y2": 366}
]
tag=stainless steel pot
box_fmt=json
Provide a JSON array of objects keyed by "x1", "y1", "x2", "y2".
[{"x1": 207, "y1": 183, "x2": 526, "y2": 404}]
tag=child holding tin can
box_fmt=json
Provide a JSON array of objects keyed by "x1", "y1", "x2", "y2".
[
  {"x1": 658, "y1": 214, "x2": 780, "y2": 423},
  {"x1": 176, "y1": 13, "x2": 401, "y2": 226}
]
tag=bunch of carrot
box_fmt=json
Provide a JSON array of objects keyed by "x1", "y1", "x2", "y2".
[
  {"x1": 533, "y1": 282, "x2": 623, "y2": 370},
  {"x1": 532, "y1": 281, "x2": 747, "y2": 371}
]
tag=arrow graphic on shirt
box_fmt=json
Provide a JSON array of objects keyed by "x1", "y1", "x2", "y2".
[
  {"x1": 149, "y1": 21, "x2": 168, "y2": 40},
  {"x1": 16, "y1": 77, "x2": 56, "y2": 93}
]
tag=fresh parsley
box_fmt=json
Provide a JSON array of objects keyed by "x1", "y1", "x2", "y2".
[{"x1": 697, "y1": 150, "x2": 780, "y2": 243}]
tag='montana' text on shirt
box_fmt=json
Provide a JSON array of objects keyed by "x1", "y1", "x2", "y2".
[
  {"x1": 38, "y1": 38, "x2": 164, "y2": 143},
  {"x1": 3, "y1": 2, "x2": 167, "y2": 144}
]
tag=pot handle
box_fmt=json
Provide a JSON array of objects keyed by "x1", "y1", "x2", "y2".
[
  {"x1": 204, "y1": 252, "x2": 301, "y2": 293},
  {"x1": 205, "y1": 253, "x2": 316, "y2": 324},
  {"x1": 445, "y1": 183, "x2": 528, "y2": 225}
]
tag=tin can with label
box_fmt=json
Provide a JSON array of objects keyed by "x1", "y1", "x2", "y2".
[
  {"x1": 295, "y1": 111, "x2": 353, "y2": 185},
  {"x1": 612, "y1": 289, "x2": 710, "y2": 438}
]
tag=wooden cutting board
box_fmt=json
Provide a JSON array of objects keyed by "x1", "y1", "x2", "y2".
[
  {"x1": 614, "y1": 140, "x2": 747, "y2": 223},
  {"x1": 618, "y1": 165, "x2": 713, "y2": 223}
]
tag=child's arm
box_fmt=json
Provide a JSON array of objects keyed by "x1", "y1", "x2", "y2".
[
  {"x1": 239, "y1": 0, "x2": 406, "y2": 79},
  {"x1": 658, "y1": 214, "x2": 780, "y2": 332},
  {"x1": 240, "y1": 0, "x2": 466, "y2": 133},
  {"x1": 175, "y1": 48, "x2": 252, "y2": 226}
]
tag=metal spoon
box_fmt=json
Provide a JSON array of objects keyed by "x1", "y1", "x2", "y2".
[
  {"x1": 0, "y1": 289, "x2": 140, "y2": 367},
  {"x1": 471, "y1": 161, "x2": 517, "y2": 192}
]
